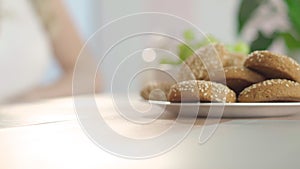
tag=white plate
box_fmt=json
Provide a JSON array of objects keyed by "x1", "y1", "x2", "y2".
[{"x1": 148, "y1": 100, "x2": 300, "y2": 117}]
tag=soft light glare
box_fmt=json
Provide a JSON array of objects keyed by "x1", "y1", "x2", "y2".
[{"x1": 142, "y1": 48, "x2": 156, "y2": 62}]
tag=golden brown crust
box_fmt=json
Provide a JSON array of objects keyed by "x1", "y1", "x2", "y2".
[
  {"x1": 205, "y1": 67, "x2": 265, "y2": 93},
  {"x1": 244, "y1": 51, "x2": 300, "y2": 82},
  {"x1": 168, "y1": 80, "x2": 236, "y2": 103},
  {"x1": 238, "y1": 79, "x2": 300, "y2": 102},
  {"x1": 140, "y1": 82, "x2": 173, "y2": 101},
  {"x1": 177, "y1": 44, "x2": 230, "y2": 81}
]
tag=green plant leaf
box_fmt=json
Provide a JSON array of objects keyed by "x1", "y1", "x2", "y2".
[
  {"x1": 227, "y1": 42, "x2": 250, "y2": 54},
  {"x1": 183, "y1": 30, "x2": 195, "y2": 42},
  {"x1": 284, "y1": 0, "x2": 300, "y2": 38},
  {"x1": 281, "y1": 32, "x2": 300, "y2": 51},
  {"x1": 195, "y1": 35, "x2": 219, "y2": 48},
  {"x1": 178, "y1": 44, "x2": 194, "y2": 61},
  {"x1": 160, "y1": 58, "x2": 182, "y2": 65},
  {"x1": 237, "y1": 0, "x2": 266, "y2": 34},
  {"x1": 250, "y1": 31, "x2": 278, "y2": 51}
]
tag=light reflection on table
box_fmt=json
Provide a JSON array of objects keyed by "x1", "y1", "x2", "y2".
[{"x1": 0, "y1": 95, "x2": 299, "y2": 169}]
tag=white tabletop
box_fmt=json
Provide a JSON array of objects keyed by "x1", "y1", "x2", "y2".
[{"x1": 0, "y1": 95, "x2": 299, "y2": 169}]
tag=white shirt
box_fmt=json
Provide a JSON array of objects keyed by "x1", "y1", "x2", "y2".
[{"x1": 0, "y1": 0, "x2": 52, "y2": 103}]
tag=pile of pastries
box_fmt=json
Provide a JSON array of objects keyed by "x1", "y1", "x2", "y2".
[{"x1": 141, "y1": 44, "x2": 300, "y2": 103}]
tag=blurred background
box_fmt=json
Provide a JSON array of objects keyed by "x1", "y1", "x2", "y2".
[
  {"x1": 65, "y1": 0, "x2": 238, "y2": 43},
  {"x1": 1, "y1": 0, "x2": 299, "y2": 103},
  {"x1": 66, "y1": 0, "x2": 298, "y2": 90},
  {"x1": 64, "y1": 0, "x2": 240, "y2": 93}
]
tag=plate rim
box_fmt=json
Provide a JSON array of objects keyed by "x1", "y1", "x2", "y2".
[{"x1": 147, "y1": 100, "x2": 300, "y2": 107}]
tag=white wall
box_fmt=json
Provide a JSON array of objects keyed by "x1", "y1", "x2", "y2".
[
  {"x1": 191, "y1": 0, "x2": 240, "y2": 43},
  {"x1": 64, "y1": 0, "x2": 240, "y2": 43},
  {"x1": 64, "y1": 0, "x2": 240, "y2": 93}
]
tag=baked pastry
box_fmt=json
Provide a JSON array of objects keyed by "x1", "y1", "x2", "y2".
[
  {"x1": 238, "y1": 79, "x2": 300, "y2": 102},
  {"x1": 225, "y1": 52, "x2": 247, "y2": 67},
  {"x1": 178, "y1": 43, "x2": 230, "y2": 81},
  {"x1": 140, "y1": 82, "x2": 172, "y2": 101},
  {"x1": 205, "y1": 67, "x2": 265, "y2": 93},
  {"x1": 168, "y1": 80, "x2": 236, "y2": 103},
  {"x1": 177, "y1": 44, "x2": 248, "y2": 82},
  {"x1": 244, "y1": 51, "x2": 300, "y2": 82}
]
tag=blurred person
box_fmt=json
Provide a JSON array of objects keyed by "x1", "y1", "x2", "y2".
[{"x1": 0, "y1": 0, "x2": 101, "y2": 104}]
